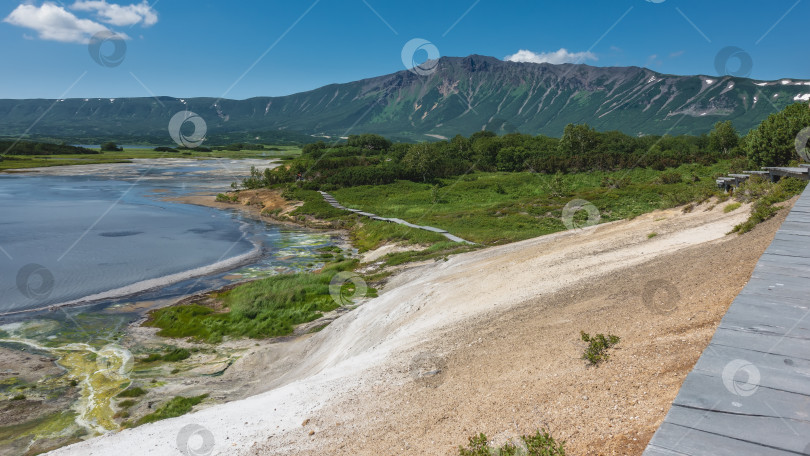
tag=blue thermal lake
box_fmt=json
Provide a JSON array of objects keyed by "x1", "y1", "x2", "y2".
[{"x1": 0, "y1": 159, "x2": 337, "y2": 315}]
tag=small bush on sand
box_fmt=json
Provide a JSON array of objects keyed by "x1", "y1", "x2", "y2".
[
  {"x1": 580, "y1": 332, "x2": 620, "y2": 366},
  {"x1": 458, "y1": 429, "x2": 566, "y2": 456}
]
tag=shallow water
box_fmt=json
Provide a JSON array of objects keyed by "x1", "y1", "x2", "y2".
[{"x1": 0, "y1": 159, "x2": 335, "y2": 314}]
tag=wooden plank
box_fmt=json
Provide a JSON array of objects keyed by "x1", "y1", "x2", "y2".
[
  {"x1": 780, "y1": 215, "x2": 810, "y2": 224},
  {"x1": 764, "y1": 166, "x2": 810, "y2": 174},
  {"x1": 774, "y1": 232, "x2": 810, "y2": 243},
  {"x1": 644, "y1": 422, "x2": 798, "y2": 456},
  {"x1": 709, "y1": 328, "x2": 810, "y2": 361},
  {"x1": 736, "y1": 289, "x2": 809, "y2": 307},
  {"x1": 752, "y1": 262, "x2": 810, "y2": 279},
  {"x1": 662, "y1": 404, "x2": 810, "y2": 454},
  {"x1": 759, "y1": 252, "x2": 810, "y2": 267},
  {"x1": 775, "y1": 221, "x2": 810, "y2": 232},
  {"x1": 719, "y1": 312, "x2": 810, "y2": 343},
  {"x1": 419, "y1": 225, "x2": 448, "y2": 234},
  {"x1": 764, "y1": 239, "x2": 810, "y2": 257},
  {"x1": 745, "y1": 271, "x2": 810, "y2": 289},
  {"x1": 691, "y1": 343, "x2": 810, "y2": 396}
]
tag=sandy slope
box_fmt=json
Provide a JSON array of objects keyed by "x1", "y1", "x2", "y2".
[{"x1": 49, "y1": 198, "x2": 789, "y2": 456}]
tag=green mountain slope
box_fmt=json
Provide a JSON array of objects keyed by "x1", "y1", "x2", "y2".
[{"x1": 1, "y1": 55, "x2": 808, "y2": 143}]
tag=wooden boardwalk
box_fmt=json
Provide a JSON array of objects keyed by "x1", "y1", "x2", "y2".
[
  {"x1": 318, "y1": 191, "x2": 475, "y2": 244},
  {"x1": 644, "y1": 185, "x2": 810, "y2": 455},
  {"x1": 716, "y1": 164, "x2": 809, "y2": 191}
]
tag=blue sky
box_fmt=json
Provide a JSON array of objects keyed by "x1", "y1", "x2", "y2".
[{"x1": 0, "y1": 0, "x2": 807, "y2": 99}]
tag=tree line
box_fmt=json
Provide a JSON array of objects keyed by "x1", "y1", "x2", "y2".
[
  {"x1": 241, "y1": 102, "x2": 809, "y2": 191},
  {"x1": 0, "y1": 141, "x2": 98, "y2": 156}
]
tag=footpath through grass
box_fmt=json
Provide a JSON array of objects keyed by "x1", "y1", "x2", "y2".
[
  {"x1": 322, "y1": 162, "x2": 730, "y2": 245},
  {"x1": 144, "y1": 160, "x2": 777, "y2": 345}
]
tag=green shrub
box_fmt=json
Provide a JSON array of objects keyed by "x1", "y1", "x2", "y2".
[
  {"x1": 162, "y1": 348, "x2": 191, "y2": 362},
  {"x1": 145, "y1": 261, "x2": 376, "y2": 343},
  {"x1": 731, "y1": 177, "x2": 808, "y2": 234},
  {"x1": 657, "y1": 171, "x2": 682, "y2": 185},
  {"x1": 215, "y1": 193, "x2": 238, "y2": 202},
  {"x1": 580, "y1": 331, "x2": 620, "y2": 366},
  {"x1": 118, "y1": 400, "x2": 136, "y2": 408},
  {"x1": 140, "y1": 353, "x2": 162, "y2": 363},
  {"x1": 724, "y1": 202, "x2": 742, "y2": 213},
  {"x1": 117, "y1": 387, "x2": 146, "y2": 398},
  {"x1": 458, "y1": 430, "x2": 566, "y2": 455},
  {"x1": 134, "y1": 394, "x2": 208, "y2": 426},
  {"x1": 601, "y1": 176, "x2": 631, "y2": 189}
]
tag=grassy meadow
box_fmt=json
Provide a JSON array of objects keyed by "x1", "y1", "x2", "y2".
[{"x1": 290, "y1": 162, "x2": 731, "y2": 246}]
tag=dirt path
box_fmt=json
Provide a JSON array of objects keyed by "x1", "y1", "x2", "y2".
[{"x1": 50, "y1": 198, "x2": 791, "y2": 456}]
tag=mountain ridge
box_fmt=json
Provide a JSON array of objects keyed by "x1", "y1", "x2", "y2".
[{"x1": 1, "y1": 55, "x2": 808, "y2": 143}]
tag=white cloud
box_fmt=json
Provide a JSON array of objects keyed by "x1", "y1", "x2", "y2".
[
  {"x1": 3, "y1": 1, "x2": 152, "y2": 44},
  {"x1": 504, "y1": 48, "x2": 598, "y2": 65},
  {"x1": 71, "y1": 0, "x2": 157, "y2": 27},
  {"x1": 3, "y1": 2, "x2": 111, "y2": 43}
]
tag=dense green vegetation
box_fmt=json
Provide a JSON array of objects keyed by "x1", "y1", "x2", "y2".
[
  {"x1": 132, "y1": 394, "x2": 208, "y2": 426},
  {"x1": 458, "y1": 430, "x2": 566, "y2": 455},
  {"x1": 100, "y1": 142, "x2": 122, "y2": 152},
  {"x1": 259, "y1": 162, "x2": 727, "y2": 247},
  {"x1": 239, "y1": 103, "x2": 808, "y2": 192},
  {"x1": 246, "y1": 126, "x2": 737, "y2": 191},
  {"x1": 744, "y1": 103, "x2": 810, "y2": 166},
  {"x1": 0, "y1": 140, "x2": 96, "y2": 156},
  {"x1": 116, "y1": 387, "x2": 146, "y2": 398},
  {"x1": 233, "y1": 103, "x2": 810, "y2": 246},
  {"x1": 140, "y1": 347, "x2": 191, "y2": 363},
  {"x1": 731, "y1": 176, "x2": 808, "y2": 234},
  {"x1": 145, "y1": 260, "x2": 377, "y2": 343}
]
